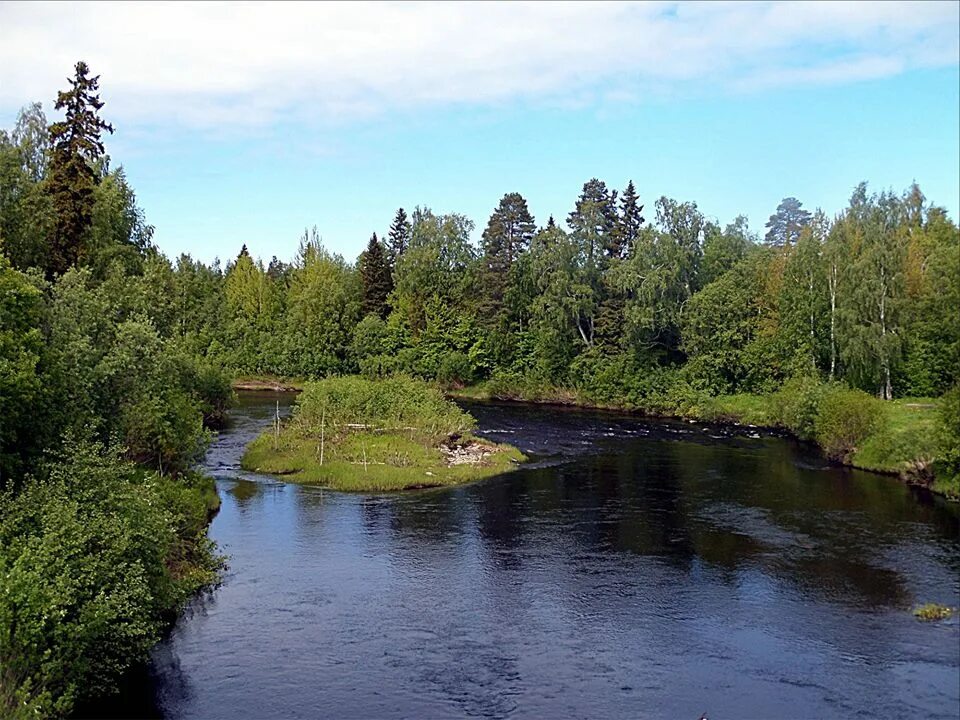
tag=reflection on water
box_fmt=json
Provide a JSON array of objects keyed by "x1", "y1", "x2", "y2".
[{"x1": 96, "y1": 395, "x2": 960, "y2": 719}]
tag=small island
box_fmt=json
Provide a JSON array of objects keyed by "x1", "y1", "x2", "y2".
[{"x1": 242, "y1": 376, "x2": 526, "y2": 491}]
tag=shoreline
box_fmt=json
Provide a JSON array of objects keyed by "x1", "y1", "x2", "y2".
[{"x1": 445, "y1": 386, "x2": 956, "y2": 502}]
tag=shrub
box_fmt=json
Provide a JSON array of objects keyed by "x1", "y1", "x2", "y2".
[
  {"x1": 0, "y1": 443, "x2": 221, "y2": 718},
  {"x1": 436, "y1": 351, "x2": 474, "y2": 389},
  {"x1": 772, "y1": 375, "x2": 826, "y2": 439},
  {"x1": 813, "y1": 385, "x2": 883, "y2": 462}
]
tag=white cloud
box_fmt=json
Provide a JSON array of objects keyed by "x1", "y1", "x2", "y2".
[{"x1": 0, "y1": 1, "x2": 957, "y2": 128}]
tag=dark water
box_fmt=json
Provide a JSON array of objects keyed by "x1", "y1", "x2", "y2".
[{"x1": 108, "y1": 392, "x2": 960, "y2": 719}]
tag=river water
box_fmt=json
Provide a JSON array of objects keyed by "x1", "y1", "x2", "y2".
[{"x1": 105, "y1": 392, "x2": 960, "y2": 719}]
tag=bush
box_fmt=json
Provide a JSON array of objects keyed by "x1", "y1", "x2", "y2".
[
  {"x1": 772, "y1": 375, "x2": 826, "y2": 439},
  {"x1": 813, "y1": 385, "x2": 883, "y2": 462},
  {"x1": 0, "y1": 443, "x2": 221, "y2": 718},
  {"x1": 436, "y1": 351, "x2": 474, "y2": 389}
]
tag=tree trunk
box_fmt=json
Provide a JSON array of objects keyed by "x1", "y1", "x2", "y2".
[{"x1": 828, "y1": 262, "x2": 837, "y2": 379}]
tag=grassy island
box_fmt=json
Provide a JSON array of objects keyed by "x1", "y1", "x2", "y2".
[{"x1": 242, "y1": 376, "x2": 525, "y2": 491}]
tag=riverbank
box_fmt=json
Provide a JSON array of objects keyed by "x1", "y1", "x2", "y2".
[
  {"x1": 232, "y1": 375, "x2": 305, "y2": 392},
  {"x1": 449, "y1": 381, "x2": 959, "y2": 501},
  {"x1": 240, "y1": 376, "x2": 526, "y2": 491}
]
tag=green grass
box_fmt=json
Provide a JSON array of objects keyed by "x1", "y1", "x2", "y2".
[
  {"x1": 701, "y1": 393, "x2": 776, "y2": 426},
  {"x1": 242, "y1": 430, "x2": 525, "y2": 491},
  {"x1": 852, "y1": 398, "x2": 940, "y2": 475}
]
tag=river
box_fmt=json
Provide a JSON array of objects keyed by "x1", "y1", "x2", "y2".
[{"x1": 97, "y1": 391, "x2": 960, "y2": 719}]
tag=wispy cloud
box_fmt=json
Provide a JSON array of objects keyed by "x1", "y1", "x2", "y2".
[{"x1": 1, "y1": 1, "x2": 957, "y2": 128}]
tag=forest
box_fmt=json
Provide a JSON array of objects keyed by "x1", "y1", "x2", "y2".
[{"x1": 1, "y1": 62, "x2": 958, "y2": 717}]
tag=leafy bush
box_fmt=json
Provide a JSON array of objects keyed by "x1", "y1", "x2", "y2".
[
  {"x1": 436, "y1": 351, "x2": 474, "y2": 389},
  {"x1": 772, "y1": 375, "x2": 826, "y2": 439},
  {"x1": 813, "y1": 385, "x2": 883, "y2": 462},
  {"x1": 0, "y1": 443, "x2": 221, "y2": 718},
  {"x1": 350, "y1": 314, "x2": 389, "y2": 365}
]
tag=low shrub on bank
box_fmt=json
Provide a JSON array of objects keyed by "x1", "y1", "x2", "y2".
[
  {"x1": 772, "y1": 375, "x2": 827, "y2": 440},
  {"x1": 813, "y1": 385, "x2": 884, "y2": 462},
  {"x1": 0, "y1": 442, "x2": 221, "y2": 719}
]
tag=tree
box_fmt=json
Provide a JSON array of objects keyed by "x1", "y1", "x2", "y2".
[
  {"x1": 0, "y1": 106, "x2": 54, "y2": 271},
  {"x1": 46, "y1": 62, "x2": 114, "y2": 277},
  {"x1": 0, "y1": 253, "x2": 46, "y2": 483},
  {"x1": 283, "y1": 229, "x2": 359, "y2": 376},
  {"x1": 13, "y1": 102, "x2": 49, "y2": 183},
  {"x1": 764, "y1": 196, "x2": 811, "y2": 247},
  {"x1": 359, "y1": 232, "x2": 392, "y2": 319},
  {"x1": 390, "y1": 208, "x2": 475, "y2": 336},
  {"x1": 617, "y1": 180, "x2": 645, "y2": 256},
  {"x1": 701, "y1": 215, "x2": 754, "y2": 286},
  {"x1": 836, "y1": 184, "x2": 906, "y2": 399},
  {"x1": 479, "y1": 192, "x2": 535, "y2": 325},
  {"x1": 86, "y1": 166, "x2": 154, "y2": 276},
  {"x1": 386, "y1": 207, "x2": 411, "y2": 268},
  {"x1": 779, "y1": 216, "x2": 829, "y2": 374},
  {"x1": 567, "y1": 178, "x2": 618, "y2": 262}
]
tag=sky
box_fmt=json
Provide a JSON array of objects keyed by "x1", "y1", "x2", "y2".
[{"x1": 1, "y1": 1, "x2": 958, "y2": 264}]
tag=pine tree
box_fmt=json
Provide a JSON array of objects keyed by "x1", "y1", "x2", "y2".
[
  {"x1": 359, "y1": 232, "x2": 392, "y2": 319},
  {"x1": 764, "y1": 197, "x2": 812, "y2": 247},
  {"x1": 479, "y1": 192, "x2": 536, "y2": 326},
  {"x1": 386, "y1": 208, "x2": 411, "y2": 268},
  {"x1": 46, "y1": 61, "x2": 114, "y2": 277},
  {"x1": 567, "y1": 178, "x2": 618, "y2": 264}
]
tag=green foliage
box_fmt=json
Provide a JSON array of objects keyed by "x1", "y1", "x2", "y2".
[
  {"x1": 46, "y1": 61, "x2": 114, "y2": 277},
  {"x1": 0, "y1": 443, "x2": 221, "y2": 719},
  {"x1": 436, "y1": 351, "x2": 474, "y2": 389},
  {"x1": 244, "y1": 376, "x2": 522, "y2": 491},
  {"x1": 294, "y1": 376, "x2": 474, "y2": 442},
  {"x1": 0, "y1": 253, "x2": 46, "y2": 482},
  {"x1": 813, "y1": 385, "x2": 883, "y2": 462},
  {"x1": 764, "y1": 196, "x2": 811, "y2": 247},
  {"x1": 359, "y1": 232, "x2": 392, "y2": 319},
  {"x1": 772, "y1": 375, "x2": 827, "y2": 440},
  {"x1": 933, "y1": 384, "x2": 960, "y2": 497},
  {"x1": 479, "y1": 192, "x2": 535, "y2": 327},
  {"x1": 854, "y1": 398, "x2": 940, "y2": 477}
]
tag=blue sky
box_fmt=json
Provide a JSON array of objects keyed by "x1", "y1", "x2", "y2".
[{"x1": 2, "y1": 2, "x2": 958, "y2": 264}]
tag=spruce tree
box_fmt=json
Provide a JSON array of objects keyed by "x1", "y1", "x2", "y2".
[
  {"x1": 359, "y1": 232, "x2": 392, "y2": 318},
  {"x1": 618, "y1": 180, "x2": 645, "y2": 257},
  {"x1": 386, "y1": 208, "x2": 411, "y2": 268},
  {"x1": 46, "y1": 61, "x2": 114, "y2": 277}
]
